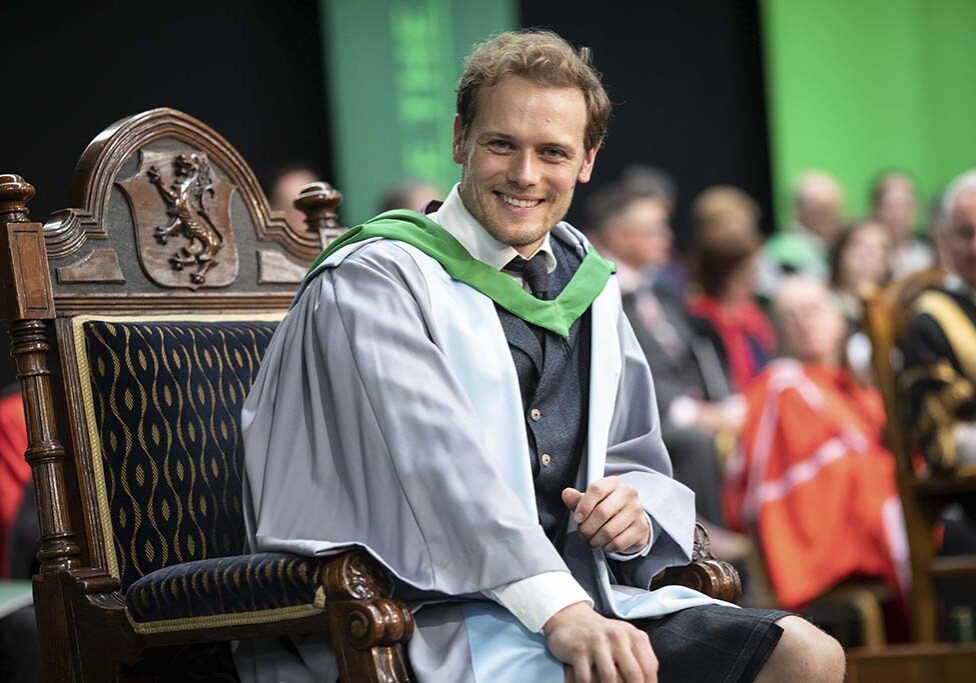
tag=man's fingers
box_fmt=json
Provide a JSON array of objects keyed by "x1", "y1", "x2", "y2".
[
  {"x1": 562, "y1": 487, "x2": 584, "y2": 512},
  {"x1": 602, "y1": 523, "x2": 648, "y2": 553},
  {"x1": 579, "y1": 486, "x2": 631, "y2": 539},
  {"x1": 571, "y1": 476, "x2": 618, "y2": 523},
  {"x1": 613, "y1": 647, "x2": 645, "y2": 683},
  {"x1": 572, "y1": 656, "x2": 593, "y2": 683},
  {"x1": 593, "y1": 647, "x2": 618, "y2": 683},
  {"x1": 632, "y1": 630, "x2": 658, "y2": 682}
]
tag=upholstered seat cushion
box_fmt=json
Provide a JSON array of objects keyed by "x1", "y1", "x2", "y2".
[{"x1": 126, "y1": 552, "x2": 325, "y2": 625}]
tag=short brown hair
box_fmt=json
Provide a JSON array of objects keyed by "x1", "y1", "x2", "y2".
[
  {"x1": 456, "y1": 30, "x2": 611, "y2": 152},
  {"x1": 688, "y1": 186, "x2": 762, "y2": 297}
]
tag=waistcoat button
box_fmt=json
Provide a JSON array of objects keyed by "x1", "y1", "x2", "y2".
[
  {"x1": 540, "y1": 453, "x2": 552, "y2": 467},
  {"x1": 529, "y1": 408, "x2": 542, "y2": 421}
]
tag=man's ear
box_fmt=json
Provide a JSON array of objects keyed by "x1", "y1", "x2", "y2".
[
  {"x1": 577, "y1": 141, "x2": 601, "y2": 184},
  {"x1": 452, "y1": 115, "x2": 466, "y2": 164}
]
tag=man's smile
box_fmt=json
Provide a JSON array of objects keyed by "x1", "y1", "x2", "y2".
[{"x1": 496, "y1": 191, "x2": 544, "y2": 210}]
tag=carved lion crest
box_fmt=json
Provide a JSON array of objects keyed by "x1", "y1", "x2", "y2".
[{"x1": 117, "y1": 149, "x2": 239, "y2": 289}]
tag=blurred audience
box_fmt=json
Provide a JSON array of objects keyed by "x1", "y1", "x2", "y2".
[
  {"x1": 588, "y1": 180, "x2": 743, "y2": 538},
  {"x1": 902, "y1": 170, "x2": 976, "y2": 474},
  {"x1": 725, "y1": 276, "x2": 907, "y2": 611},
  {"x1": 268, "y1": 164, "x2": 321, "y2": 230},
  {"x1": 870, "y1": 171, "x2": 934, "y2": 279},
  {"x1": 830, "y1": 219, "x2": 893, "y2": 324},
  {"x1": 759, "y1": 171, "x2": 845, "y2": 296},
  {"x1": 377, "y1": 178, "x2": 441, "y2": 213},
  {"x1": 687, "y1": 187, "x2": 775, "y2": 393},
  {"x1": 0, "y1": 380, "x2": 41, "y2": 682},
  {"x1": 829, "y1": 219, "x2": 893, "y2": 383}
]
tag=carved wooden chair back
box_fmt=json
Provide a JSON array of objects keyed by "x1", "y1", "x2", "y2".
[{"x1": 0, "y1": 108, "x2": 413, "y2": 682}]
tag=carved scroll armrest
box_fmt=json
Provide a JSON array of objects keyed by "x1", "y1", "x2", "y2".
[
  {"x1": 649, "y1": 522, "x2": 742, "y2": 603},
  {"x1": 324, "y1": 550, "x2": 415, "y2": 682}
]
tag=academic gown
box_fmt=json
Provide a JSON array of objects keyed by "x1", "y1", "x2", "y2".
[{"x1": 236, "y1": 223, "x2": 728, "y2": 682}]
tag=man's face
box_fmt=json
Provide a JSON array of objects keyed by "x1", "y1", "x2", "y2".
[
  {"x1": 944, "y1": 189, "x2": 976, "y2": 289},
  {"x1": 453, "y1": 75, "x2": 598, "y2": 255},
  {"x1": 603, "y1": 198, "x2": 673, "y2": 270},
  {"x1": 775, "y1": 280, "x2": 846, "y2": 366}
]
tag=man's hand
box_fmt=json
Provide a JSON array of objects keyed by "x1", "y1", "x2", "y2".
[
  {"x1": 562, "y1": 477, "x2": 650, "y2": 553},
  {"x1": 544, "y1": 602, "x2": 657, "y2": 683}
]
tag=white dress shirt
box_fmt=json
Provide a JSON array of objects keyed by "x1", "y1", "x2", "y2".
[{"x1": 427, "y1": 185, "x2": 654, "y2": 633}]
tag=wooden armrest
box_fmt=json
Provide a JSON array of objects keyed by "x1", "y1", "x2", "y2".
[{"x1": 649, "y1": 522, "x2": 742, "y2": 603}]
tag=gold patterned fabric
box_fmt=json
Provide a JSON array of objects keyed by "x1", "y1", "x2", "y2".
[
  {"x1": 126, "y1": 552, "x2": 325, "y2": 624},
  {"x1": 81, "y1": 319, "x2": 277, "y2": 589}
]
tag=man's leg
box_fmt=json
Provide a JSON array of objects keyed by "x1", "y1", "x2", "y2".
[{"x1": 754, "y1": 615, "x2": 845, "y2": 683}]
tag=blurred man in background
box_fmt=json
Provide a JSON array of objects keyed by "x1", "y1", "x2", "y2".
[
  {"x1": 588, "y1": 180, "x2": 745, "y2": 546},
  {"x1": 759, "y1": 171, "x2": 845, "y2": 296}
]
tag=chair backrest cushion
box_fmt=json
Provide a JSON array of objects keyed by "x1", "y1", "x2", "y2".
[{"x1": 74, "y1": 315, "x2": 280, "y2": 589}]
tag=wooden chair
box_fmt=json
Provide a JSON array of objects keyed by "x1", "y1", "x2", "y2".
[
  {"x1": 862, "y1": 268, "x2": 976, "y2": 642},
  {"x1": 0, "y1": 108, "x2": 739, "y2": 682}
]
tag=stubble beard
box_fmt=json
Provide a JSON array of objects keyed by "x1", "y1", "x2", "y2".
[{"x1": 458, "y1": 162, "x2": 572, "y2": 250}]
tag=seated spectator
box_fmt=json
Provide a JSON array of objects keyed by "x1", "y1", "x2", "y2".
[
  {"x1": 377, "y1": 178, "x2": 441, "y2": 213},
  {"x1": 829, "y1": 219, "x2": 893, "y2": 381},
  {"x1": 870, "y1": 171, "x2": 934, "y2": 279},
  {"x1": 725, "y1": 277, "x2": 908, "y2": 611},
  {"x1": 687, "y1": 187, "x2": 776, "y2": 393},
  {"x1": 759, "y1": 171, "x2": 845, "y2": 297},
  {"x1": 902, "y1": 170, "x2": 976, "y2": 473},
  {"x1": 268, "y1": 164, "x2": 320, "y2": 230},
  {"x1": 830, "y1": 219, "x2": 893, "y2": 325},
  {"x1": 588, "y1": 180, "x2": 744, "y2": 538}
]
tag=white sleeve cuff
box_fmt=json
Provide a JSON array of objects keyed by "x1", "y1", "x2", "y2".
[
  {"x1": 485, "y1": 571, "x2": 593, "y2": 634},
  {"x1": 606, "y1": 512, "x2": 656, "y2": 561}
]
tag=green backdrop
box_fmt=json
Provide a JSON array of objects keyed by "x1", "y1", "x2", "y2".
[
  {"x1": 762, "y1": 0, "x2": 976, "y2": 229},
  {"x1": 320, "y1": 0, "x2": 516, "y2": 225}
]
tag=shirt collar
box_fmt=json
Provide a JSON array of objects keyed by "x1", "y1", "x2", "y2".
[
  {"x1": 945, "y1": 273, "x2": 976, "y2": 304},
  {"x1": 427, "y1": 184, "x2": 557, "y2": 273}
]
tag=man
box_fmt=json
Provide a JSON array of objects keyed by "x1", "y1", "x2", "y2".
[
  {"x1": 587, "y1": 180, "x2": 742, "y2": 530},
  {"x1": 902, "y1": 170, "x2": 976, "y2": 473},
  {"x1": 240, "y1": 30, "x2": 843, "y2": 682},
  {"x1": 758, "y1": 171, "x2": 845, "y2": 297},
  {"x1": 726, "y1": 276, "x2": 907, "y2": 611}
]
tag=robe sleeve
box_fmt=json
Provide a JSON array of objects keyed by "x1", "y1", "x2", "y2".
[
  {"x1": 602, "y1": 310, "x2": 697, "y2": 590},
  {"x1": 242, "y1": 241, "x2": 570, "y2": 598}
]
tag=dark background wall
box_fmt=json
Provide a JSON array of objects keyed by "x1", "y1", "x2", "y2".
[
  {"x1": 0, "y1": 1, "x2": 332, "y2": 223},
  {"x1": 521, "y1": 0, "x2": 772, "y2": 243},
  {"x1": 1, "y1": 1, "x2": 770, "y2": 241}
]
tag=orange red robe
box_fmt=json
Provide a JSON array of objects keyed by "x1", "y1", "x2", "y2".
[
  {"x1": 0, "y1": 391, "x2": 29, "y2": 578},
  {"x1": 724, "y1": 360, "x2": 908, "y2": 610}
]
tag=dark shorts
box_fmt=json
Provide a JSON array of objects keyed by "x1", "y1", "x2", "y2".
[{"x1": 633, "y1": 605, "x2": 791, "y2": 683}]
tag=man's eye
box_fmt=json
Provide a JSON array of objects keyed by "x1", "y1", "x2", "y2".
[
  {"x1": 541, "y1": 148, "x2": 566, "y2": 159},
  {"x1": 487, "y1": 140, "x2": 513, "y2": 151}
]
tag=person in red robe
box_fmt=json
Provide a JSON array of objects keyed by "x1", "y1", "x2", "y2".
[
  {"x1": 724, "y1": 276, "x2": 909, "y2": 611},
  {"x1": 0, "y1": 388, "x2": 29, "y2": 578}
]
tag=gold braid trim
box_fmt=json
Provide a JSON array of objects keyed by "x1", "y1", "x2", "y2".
[
  {"x1": 127, "y1": 586, "x2": 326, "y2": 634},
  {"x1": 914, "y1": 291, "x2": 976, "y2": 381}
]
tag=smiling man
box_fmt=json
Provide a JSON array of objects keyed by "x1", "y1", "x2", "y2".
[{"x1": 239, "y1": 30, "x2": 844, "y2": 683}]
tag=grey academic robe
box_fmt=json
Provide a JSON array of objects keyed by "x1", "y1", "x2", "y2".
[{"x1": 236, "y1": 225, "x2": 726, "y2": 682}]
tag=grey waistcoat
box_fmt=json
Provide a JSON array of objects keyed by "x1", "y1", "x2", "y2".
[{"x1": 495, "y1": 232, "x2": 591, "y2": 551}]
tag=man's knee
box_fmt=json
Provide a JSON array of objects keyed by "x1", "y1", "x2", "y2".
[{"x1": 757, "y1": 615, "x2": 845, "y2": 683}]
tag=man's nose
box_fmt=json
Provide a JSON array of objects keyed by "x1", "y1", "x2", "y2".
[{"x1": 507, "y1": 150, "x2": 540, "y2": 187}]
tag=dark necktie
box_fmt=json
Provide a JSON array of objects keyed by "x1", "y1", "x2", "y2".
[{"x1": 505, "y1": 253, "x2": 550, "y2": 300}]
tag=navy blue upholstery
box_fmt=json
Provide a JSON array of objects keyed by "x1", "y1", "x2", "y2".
[
  {"x1": 82, "y1": 319, "x2": 277, "y2": 590},
  {"x1": 126, "y1": 552, "x2": 324, "y2": 623}
]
